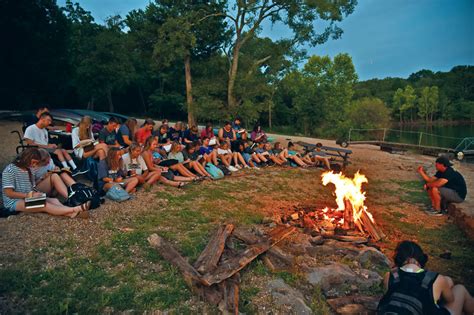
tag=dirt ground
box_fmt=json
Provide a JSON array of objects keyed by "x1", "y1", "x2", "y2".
[{"x1": 0, "y1": 120, "x2": 473, "y2": 313}]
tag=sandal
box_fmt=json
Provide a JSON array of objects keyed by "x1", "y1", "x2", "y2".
[
  {"x1": 71, "y1": 201, "x2": 91, "y2": 219},
  {"x1": 177, "y1": 182, "x2": 186, "y2": 189}
]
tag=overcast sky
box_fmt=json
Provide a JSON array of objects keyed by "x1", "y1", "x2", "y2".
[{"x1": 57, "y1": 0, "x2": 474, "y2": 80}]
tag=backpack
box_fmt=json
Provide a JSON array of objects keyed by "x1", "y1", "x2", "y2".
[
  {"x1": 205, "y1": 163, "x2": 224, "y2": 180},
  {"x1": 105, "y1": 185, "x2": 130, "y2": 202},
  {"x1": 216, "y1": 164, "x2": 231, "y2": 176},
  {"x1": 377, "y1": 269, "x2": 438, "y2": 315},
  {"x1": 84, "y1": 157, "x2": 99, "y2": 190},
  {"x1": 66, "y1": 183, "x2": 102, "y2": 209}
]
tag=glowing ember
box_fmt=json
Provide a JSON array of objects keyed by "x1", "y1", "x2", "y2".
[{"x1": 321, "y1": 171, "x2": 375, "y2": 227}]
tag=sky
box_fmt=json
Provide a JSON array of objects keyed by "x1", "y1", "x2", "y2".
[{"x1": 57, "y1": 0, "x2": 474, "y2": 81}]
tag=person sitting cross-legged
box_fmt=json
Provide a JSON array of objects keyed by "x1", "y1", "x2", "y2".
[
  {"x1": 97, "y1": 147, "x2": 139, "y2": 194},
  {"x1": 122, "y1": 142, "x2": 161, "y2": 189},
  {"x1": 417, "y1": 156, "x2": 466, "y2": 216},
  {"x1": 378, "y1": 240, "x2": 474, "y2": 315}
]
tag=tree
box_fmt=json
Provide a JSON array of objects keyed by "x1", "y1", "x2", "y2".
[
  {"x1": 428, "y1": 86, "x2": 439, "y2": 122},
  {"x1": 418, "y1": 87, "x2": 430, "y2": 123},
  {"x1": 347, "y1": 97, "x2": 390, "y2": 129},
  {"x1": 393, "y1": 88, "x2": 404, "y2": 123},
  {"x1": 222, "y1": 0, "x2": 357, "y2": 109}
]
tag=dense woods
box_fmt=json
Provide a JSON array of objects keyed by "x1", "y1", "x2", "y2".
[{"x1": 1, "y1": 0, "x2": 472, "y2": 138}]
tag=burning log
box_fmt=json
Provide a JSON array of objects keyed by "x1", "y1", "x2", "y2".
[
  {"x1": 343, "y1": 199, "x2": 354, "y2": 230},
  {"x1": 359, "y1": 211, "x2": 385, "y2": 241},
  {"x1": 321, "y1": 232, "x2": 369, "y2": 244}
]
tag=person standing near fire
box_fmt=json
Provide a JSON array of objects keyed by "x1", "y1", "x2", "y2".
[{"x1": 417, "y1": 156, "x2": 466, "y2": 216}]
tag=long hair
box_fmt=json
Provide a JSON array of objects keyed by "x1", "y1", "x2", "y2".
[
  {"x1": 37, "y1": 149, "x2": 51, "y2": 167},
  {"x1": 124, "y1": 118, "x2": 138, "y2": 140},
  {"x1": 106, "y1": 147, "x2": 122, "y2": 171},
  {"x1": 78, "y1": 116, "x2": 93, "y2": 140},
  {"x1": 13, "y1": 148, "x2": 42, "y2": 184},
  {"x1": 170, "y1": 141, "x2": 181, "y2": 153},
  {"x1": 143, "y1": 136, "x2": 156, "y2": 151}
]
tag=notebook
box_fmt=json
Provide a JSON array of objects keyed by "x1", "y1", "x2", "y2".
[{"x1": 25, "y1": 193, "x2": 47, "y2": 209}]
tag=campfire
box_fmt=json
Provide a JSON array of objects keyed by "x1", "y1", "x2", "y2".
[{"x1": 281, "y1": 171, "x2": 385, "y2": 242}]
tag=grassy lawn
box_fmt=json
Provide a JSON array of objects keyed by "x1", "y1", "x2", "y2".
[{"x1": 1, "y1": 168, "x2": 472, "y2": 313}]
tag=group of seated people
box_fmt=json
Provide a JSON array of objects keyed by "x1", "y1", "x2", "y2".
[{"x1": 2, "y1": 111, "x2": 333, "y2": 218}]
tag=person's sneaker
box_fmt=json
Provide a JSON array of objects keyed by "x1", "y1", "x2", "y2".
[
  {"x1": 227, "y1": 165, "x2": 239, "y2": 172},
  {"x1": 244, "y1": 165, "x2": 251, "y2": 169},
  {"x1": 424, "y1": 208, "x2": 443, "y2": 216},
  {"x1": 235, "y1": 165, "x2": 242, "y2": 169},
  {"x1": 71, "y1": 168, "x2": 89, "y2": 177}
]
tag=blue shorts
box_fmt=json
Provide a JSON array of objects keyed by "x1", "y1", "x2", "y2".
[{"x1": 242, "y1": 153, "x2": 252, "y2": 163}]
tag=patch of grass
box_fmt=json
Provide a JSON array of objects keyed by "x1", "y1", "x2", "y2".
[
  {"x1": 275, "y1": 271, "x2": 301, "y2": 286},
  {"x1": 239, "y1": 286, "x2": 260, "y2": 314},
  {"x1": 395, "y1": 180, "x2": 429, "y2": 205},
  {"x1": 309, "y1": 285, "x2": 331, "y2": 315}
]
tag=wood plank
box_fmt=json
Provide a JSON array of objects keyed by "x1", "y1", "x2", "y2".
[
  {"x1": 201, "y1": 226, "x2": 296, "y2": 285},
  {"x1": 147, "y1": 234, "x2": 209, "y2": 286},
  {"x1": 194, "y1": 224, "x2": 234, "y2": 274}
]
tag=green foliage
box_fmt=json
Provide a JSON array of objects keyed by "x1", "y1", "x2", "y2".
[{"x1": 346, "y1": 97, "x2": 390, "y2": 129}]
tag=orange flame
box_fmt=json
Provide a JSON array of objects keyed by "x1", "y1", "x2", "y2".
[{"x1": 321, "y1": 171, "x2": 374, "y2": 224}]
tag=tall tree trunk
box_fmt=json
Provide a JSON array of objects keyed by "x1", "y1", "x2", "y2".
[
  {"x1": 87, "y1": 97, "x2": 95, "y2": 110},
  {"x1": 107, "y1": 88, "x2": 114, "y2": 113},
  {"x1": 184, "y1": 54, "x2": 195, "y2": 126},
  {"x1": 227, "y1": 42, "x2": 242, "y2": 109},
  {"x1": 138, "y1": 85, "x2": 147, "y2": 113}
]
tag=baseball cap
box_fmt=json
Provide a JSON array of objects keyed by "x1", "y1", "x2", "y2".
[{"x1": 435, "y1": 156, "x2": 452, "y2": 167}]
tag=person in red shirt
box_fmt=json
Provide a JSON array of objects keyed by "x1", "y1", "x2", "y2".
[{"x1": 135, "y1": 119, "x2": 155, "y2": 145}]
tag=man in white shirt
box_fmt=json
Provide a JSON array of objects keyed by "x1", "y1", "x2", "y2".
[{"x1": 24, "y1": 112, "x2": 84, "y2": 176}]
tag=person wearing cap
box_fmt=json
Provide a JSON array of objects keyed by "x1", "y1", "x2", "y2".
[
  {"x1": 417, "y1": 156, "x2": 467, "y2": 216},
  {"x1": 135, "y1": 118, "x2": 155, "y2": 145}
]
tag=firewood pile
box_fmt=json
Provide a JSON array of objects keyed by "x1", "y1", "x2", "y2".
[
  {"x1": 277, "y1": 201, "x2": 385, "y2": 242},
  {"x1": 148, "y1": 224, "x2": 296, "y2": 314}
]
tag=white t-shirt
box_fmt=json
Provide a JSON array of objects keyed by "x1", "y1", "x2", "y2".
[
  {"x1": 71, "y1": 127, "x2": 95, "y2": 159},
  {"x1": 24, "y1": 124, "x2": 49, "y2": 145},
  {"x1": 121, "y1": 153, "x2": 147, "y2": 175}
]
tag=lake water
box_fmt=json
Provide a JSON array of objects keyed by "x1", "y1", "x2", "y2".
[{"x1": 350, "y1": 124, "x2": 474, "y2": 150}]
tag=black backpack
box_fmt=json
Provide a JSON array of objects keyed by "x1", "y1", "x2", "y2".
[
  {"x1": 377, "y1": 269, "x2": 438, "y2": 315},
  {"x1": 216, "y1": 165, "x2": 231, "y2": 176},
  {"x1": 66, "y1": 183, "x2": 102, "y2": 209}
]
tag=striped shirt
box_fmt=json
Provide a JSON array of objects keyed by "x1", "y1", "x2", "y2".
[{"x1": 2, "y1": 164, "x2": 34, "y2": 210}]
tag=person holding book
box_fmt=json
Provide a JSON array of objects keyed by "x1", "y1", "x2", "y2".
[
  {"x1": 97, "y1": 147, "x2": 139, "y2": 194},
  {"x1": 183, "y1": 125, "x2": 200, "y2": 144},
  {"x1": 1, "y1": 148, "x2": 89, "y2": 217},
  {"x1": 98, "y1": 117, "x2": 120, "y2": 147},
  {"x1": 167, "y1": 142, "x2": 200, "y2": 179},
  {"x1": 24, "y1": 112, "x2": 83, "y2": 176},
  {"x1": 183, "y1": 143, "x2": 213, "y2": 178},
  {"x1": 199, "y1": 137, "x2": 219, "y2": 166},
  {"x1": 200, "y1": 122, "x2": 217, "y2": 143},
  {"x1": 117, "y1": 118, "x2": 138, "y2": 148},
  {"x1": 232, "y1": 118, "x2": 247, "y2": 140},
  {"x1": 250, "y1": 124, "x2": 267, "y2": 143},
  {"x1": 141, "y1": 137, "x2": 193, "y2": 188},
  {"x1": 218, "y1": 121, "x2": 237, "y2": 147},
  {"x1": 72, "y1": 116, "x2": 108, "y2": 160},
  {"x1": 168, "y1": 122, "x2": 183, "y2": 143},
  {"x1": 122, "y1": 143, "x2": 161, "y2": 188},
  {"x1": 134, "y1": 118, "x2": 155, "y2": 146}
]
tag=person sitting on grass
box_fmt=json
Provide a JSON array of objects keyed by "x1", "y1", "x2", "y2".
[
  {"x1": 218, "y1": 121, "x2": 237, "y2": 148},
  {"x1": 199, "y1": 137, "x2": 219, "y2": 166},
  {"x1": 217, "y1": 142, "x2": 240, "y2": 172},
  {"x1": 97, "y1": 147, "x2": 139, "y2": 194},
  {"x1": 24, "y1": 112, "x2": 83, "y2": 176},
  {"x1": 121, "y1": 142, "x2": 161, "y2": 189},
  {"x1": 183, "y1": 125, "x2": 200, "y2": 144},
  {"x1": 32, "y1": 149, "x2": 79, "y2": 199},
  {"x1": 236, "y1": 141, "x2": 259, "y2": 169},
  {"x1": 232, "y1": 118, "x2": 247, "y2": 141},
  {"x1": 183, "y1": 143, "x2": 213, "y2": 178},
  {"x1": 278, "y1": 142, "x2": 310, "y2": 167},
  {"x1": 417, "y1": 156, "x2": 466, "y2": 216},
  {"x1": 2, "y1": 148, "x2": 89, "y2": 218},
  {"x1": 167, "y1": 141, "x2": 200, "y2": 179},
  {"x1": 201, "y1": 122, "x2": 217, "y2": 143},
  {"x1": 98, "y1": 117, "x2": 121, "y2": 148},
  {"x1": 134, "y1": 118, "x2": 155, "y2": 146},
  {"x1": 168, "y1": 121, "x2": 183, "y2": 143},
  {"x1": 252, "y1": 142, "x2": 270, "y2": 165},
  {"x1": 262, "y1": 142, "x2": 286, "y2": 166},
  {"x1": 72, "y1": 116, "x2": 108, "y2": 161},
  {"x1": 141, "y1": 137, "x2": 192, "y2": 188},
  {"x1": 117, "y1": 118, "x2": 138, "y2": 148},
  {"x1": 378, "y1": 240, "x2": 474, "y2": 315},
  {"x1": 250, "y1": 124, "x2": 267, "y2": 143},
  {"x1": 305, "y1": 142, "x2": 331, "y2": 170}
]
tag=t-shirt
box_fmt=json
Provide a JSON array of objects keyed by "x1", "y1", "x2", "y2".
[
  {"x1": 184, "y1": 129, "x2": 199, "y2": 143},
  {"x1": 435, "y1": 167, "x2": 467, "y2": 200},
  {"x1": 24, "y1": 124, "x2": 49, "y2": 145},
  {"x1": 71, "y1": 127, "x2": 95, "y2": 158},
  {"x1": 121, "y1": 153, "x2": 147, "y2": 175},
  {"x1": 168, "y1": 127, "x2": 182, "y2": 142},
  {"x1": 168, "y1": 151, "x2": 185, "y2": 163},
  {"x1": 97, "y1": 160, "x2": 126, "y2": 181},
  {"x1": 2, "y1": 164, "x2": 34, "y2": 210},
  {"x1": 200, "y1": 129, "x2": 214, "y2": 139},
  {"x1": 135, "y1": 127, "x2": 152, "y2": 145},
  {"x1": 199, "y1": 146, "x2": 213, "y2": 155},
  {"x1": 154, "y1": 131, "x2": 169, "y2": 144},
  {"x1": 99, "y1": 127, "x2": 117, "y2": 146},
  {"x1": 183, "y1": 150, "x2": 200, "y2": 161},
  {"x1": 117, "y1": 125, "x2": 131, "y2": 147}
]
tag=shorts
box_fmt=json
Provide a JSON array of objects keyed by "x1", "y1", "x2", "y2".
[
  {"x1": 439, "y1": 187, "x2": 464, "y2": 204},
  {"x1": 158, "y1": 159, "x2": 179, "y2": 167},
  {"x1": 242, "y1": 153, "x2": 252, "y2": 163},
  {"x1": 161, "y1": 170, "x2": 175, "y2": 180}
]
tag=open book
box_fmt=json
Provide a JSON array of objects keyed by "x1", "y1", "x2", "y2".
[
  {"x1": 25, "y1": 193, "x2": 47, "y2": 209},
  {"x1": 163, "y1": 144, "x2": 172, "y2": 152},
  {"x1": 79, "y1": 139, "x2": 98, "y2": 147}
]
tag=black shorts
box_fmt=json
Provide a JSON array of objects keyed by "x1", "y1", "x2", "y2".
[{"x1": 158, "y1": 159, "x2": 179, "y2": 167}]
